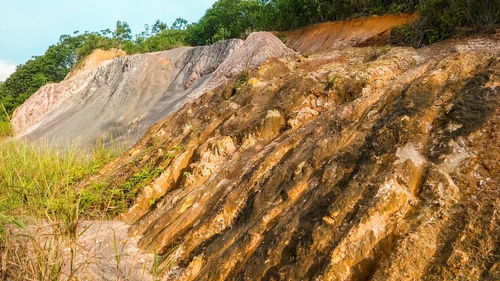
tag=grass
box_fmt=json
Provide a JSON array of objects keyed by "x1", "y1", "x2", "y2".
[
  {"x1": 1, "y1": 104, "x2": 13, "y2": 139},
  {"x1": 0, "y1": 121, "x2": 12, "y2": 139},
  {"x1": 0, "y1": 135, "x2": 166, "y2": 277},
  {"x1": 0, "y1": 137, "x2": 166, "y2": 279},
  {"x1": 236, "y1": 71, "x2": 249, "y2": 85},
  {"x1": 0, "y1": 140, "x2": 118, "y2": 235},
  {"x1": 0, "y1": 139, "x2": 122, "y2": 279},
  {"x1": 79, "y1": 167, "x2": 165, "y2": 217}
]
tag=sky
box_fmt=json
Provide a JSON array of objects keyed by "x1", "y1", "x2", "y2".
[{"x1": 0, "y1": 0, "x2": 216, "y2": 81}]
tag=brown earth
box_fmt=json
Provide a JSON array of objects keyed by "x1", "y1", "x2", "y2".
[
  {"x1": 70, "y1": 30, "x2": 500, "y2": 280},
  {"x1": 66, "y1": 48, "x2": 126, "y2": 79},
  {"x1": 282, "y1": 13, "x2": 419, "y2": 54}
]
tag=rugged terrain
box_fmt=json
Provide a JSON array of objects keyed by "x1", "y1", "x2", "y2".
[
  {"x1": 12, "y1": 33, "x2": 291, "y2": 148},
  {"x1": 10, "y1": 15, "x2": 500, "y2": 281},
  {"x1": 72, "y1": 31, "x2": 500, "y2": 280}
]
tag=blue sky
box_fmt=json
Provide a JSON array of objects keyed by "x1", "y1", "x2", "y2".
[{"x1": 0, "y1": 0, "x2": 216, "y2": 81}]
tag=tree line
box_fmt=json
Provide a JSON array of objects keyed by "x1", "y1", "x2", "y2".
[{"x1": 1, "y1": 0, "x2": 498, "y2": 118}]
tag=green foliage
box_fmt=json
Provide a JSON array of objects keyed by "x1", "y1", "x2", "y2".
[
  {"x1": 186, "y1": 0, "x2": 270, "y2": 45},
  {"x1": 392, "y1": 0, "x2": 500, "y2": 47},
  {"x1": 237, "y1": 71, "x2": 249, "y2": 85},
  {"x1": 324, "y1": 75, "x2": 337, "y2": 91},
  {"x1": 0, "y1": 121, "x2": 12, "y2": 139},
  {"x1": 380, "y1": 45, "x2": 391, "y2": 55},
  {"x1": 2, "y1": 0, "x2": 497, "y2": 118},
  {"x1": 79, "y1": 167, "x2": 164, "y2": 217},
  {"x1": 131, "y1": 29, "x2": 187, "y2": 53},
  {"x1": 172, "y1": 17, "x2": 188, "y2": 30},
  {"x1": 187, "y1": 0, "x2": 419, "y2": 44}
]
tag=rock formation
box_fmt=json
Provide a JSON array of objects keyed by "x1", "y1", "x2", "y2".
[{"x1": 74, "y1": 30, "x2": 500, "y2": 280}]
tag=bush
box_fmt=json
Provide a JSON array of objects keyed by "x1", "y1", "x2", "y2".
[{"x1": 392, "y1": 0, "x2": 500, "y2": 47}]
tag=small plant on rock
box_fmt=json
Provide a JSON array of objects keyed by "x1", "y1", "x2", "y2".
[{"x1": 324, "y1": 75, "x2": 337, "y2": 91}]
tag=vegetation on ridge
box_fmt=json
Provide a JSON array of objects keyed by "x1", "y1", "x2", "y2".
[{"x1": 1, "y1": 0, "x2": 498, "y2": 118}]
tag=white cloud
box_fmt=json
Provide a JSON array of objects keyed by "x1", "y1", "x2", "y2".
[{"x1": 0, "y1": 59, "x2": 17, "y2": 82}]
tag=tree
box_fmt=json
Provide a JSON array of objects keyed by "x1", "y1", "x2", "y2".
[
  {"x1": 151, "y1": 20, "x2": 168, "y2": 34},
  {"x1": 113, "y1": 21, "x2": 132, "y2": 41},
  {"x1": 171, "y1": 18, "x2": 188, "y2": 30}
]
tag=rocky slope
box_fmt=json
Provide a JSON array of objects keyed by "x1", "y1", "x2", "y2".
[
  {"x1": 72, "y1": 29, "x2": 500, "y2": 281},
  {"x1": 10, "y1": 48, "x2": 125, "y2": 136},
  {"x1": 10, "y1": 14, "x2": 500, "y2": 280},
  {"x1": 12, "y1": 32, "x2": 292, "y2": 148}
]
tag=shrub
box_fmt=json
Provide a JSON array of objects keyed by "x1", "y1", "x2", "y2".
[
  {"x1": 324, "y1": 75, "x2": 337, "y2": 91},
  {"x1": 392, "y1": 0, "x2": 500, "y2": 47}
]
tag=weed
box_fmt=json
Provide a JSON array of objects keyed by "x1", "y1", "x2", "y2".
[
  {"x1": 81, "y1": 167, "x2": 166, "y2": 216},
  {"x1": 0, "y1": 104, "x2": 12, "y2": 139},
  {"x1": 151, "y1": 246, "x2": 176, "y2": 281},
  {"x1": 112, "y1": 232, "x2": 126, "y2": 281},
  {"x1": 0, "y1": 121, "x2": 12, "y2": 138},
  {"x1": 237, "y1": 71, "x2": 249, "y2": 85},
  {"x1": 0, "y1": 140, "x2": 118, "y2": 230},
  {"x1": 324, "y1": 75, "x2": 337, "y2": 91},
  {"x1": 148, "y1": 198, "x2": 157, "y2": 207},
  {"x1": 380, "y1": 45, "x2": 391, "y2": 55},
  {"x1": 151, "y1": 248, "x2": 161, "y2": 281}
]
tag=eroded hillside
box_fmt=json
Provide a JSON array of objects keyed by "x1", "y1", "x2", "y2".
[
  {"x1": 7, "y1": 12, "x2": 500, "y2": 280},
  {"x1": 73, "y1": 29, "x2": 500, "y2": 281},
  {"x1": 282, "y1": 13, "x2": 419, "y2": 54},
  {"x1": 12, "y1": 33, "x2": 292, "y2": 148}
]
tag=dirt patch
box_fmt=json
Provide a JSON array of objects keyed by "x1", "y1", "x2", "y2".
[
  {"x1": 283, "y1": 13, "x2": 419, "y2": 54},
  {"x1": 66, "y1": 48, "x2": 126, "y2": 79}
]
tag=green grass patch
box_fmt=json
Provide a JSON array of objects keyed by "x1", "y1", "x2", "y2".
[
  {"x1": 0, "y1": 140, "x2": 118, "y2": 237},
  {"x1": 236, "y1": 71, "x2": 249, "y2": 85},
  {"x1": 0, "y1": 121, "x2": 12, "y2": 139},
  {"x1": 80, "y1": 167, "x2": 165, "y2": 217}
]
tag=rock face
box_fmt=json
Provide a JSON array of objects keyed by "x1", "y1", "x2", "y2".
[
  {"x1": 12, "y1": 32, "x2": 292, "y2": 148},
  {"x1": 78, "y1": 31, "x2": 500, "y2": 280},
  {"x1": 282, "y1": 13, "x2": 419, "y2": 54}
]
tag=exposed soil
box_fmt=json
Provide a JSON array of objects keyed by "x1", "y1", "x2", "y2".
[
  {"x1": 10, "y1": 15, "x2": 500, "y2": 281},
  {"x1": 73, "y1": 30, "x2": 500, "y2": 280},
  {"x1": 282, "y1": 13, "x2": 419, "y2": 54},
  {"x1": 12, "y1": 33, "x2": 292, "y2": 149}
]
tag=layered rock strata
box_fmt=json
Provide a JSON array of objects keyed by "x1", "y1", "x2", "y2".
[{"x1": 77, "y1": 30, "x2": 500, "y2": 280}]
